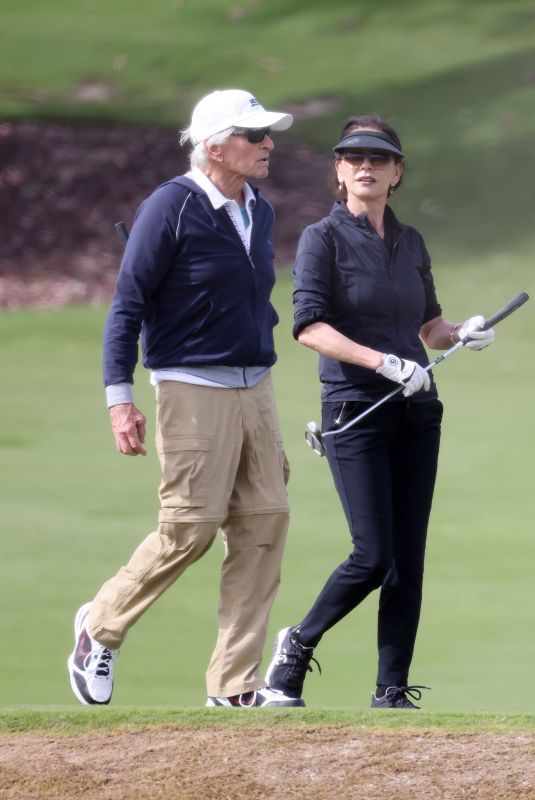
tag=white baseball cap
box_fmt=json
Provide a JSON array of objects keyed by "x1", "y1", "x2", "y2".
[{"x1": 188, "y1": 89, "x2": 293, "y2": 145}]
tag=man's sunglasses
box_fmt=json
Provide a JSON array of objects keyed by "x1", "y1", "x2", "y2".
[
  {"x1": 340, "y1": 151, "x2": 394, "y2": 168},
  {"x1": 231, "y1": 127, "x2": 271, "y2": 144}
]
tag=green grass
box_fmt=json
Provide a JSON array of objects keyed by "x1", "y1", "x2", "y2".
[
  {"x1": 1, "y1": 265, "x2": 533, "y2": 713},
  {"x1": 1, "y1": 0, "x2": 534, "y2": 127},
  {"x1": 1, "y1": 0, "x2": 535, "y2": 718},
  {"x1": 1, "y1": 707, "x2": 534, "y2": 735}
]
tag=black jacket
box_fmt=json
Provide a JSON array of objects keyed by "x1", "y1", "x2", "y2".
[
  {"x1": 103, "y1": 177, "x2": 279, "y2": 388},
  {"x1": 293, "y1": 202, "x2": 442, "y2": 401}
]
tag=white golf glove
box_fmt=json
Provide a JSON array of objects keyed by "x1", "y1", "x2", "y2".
[
  {"x1": 376, "y1": 354, "x2": 431, "y2": 397},
  {"x1": 458, "y1": 315, "x2": 495, "y2": 350}
]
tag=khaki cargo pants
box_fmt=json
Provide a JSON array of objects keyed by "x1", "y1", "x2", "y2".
[{"x1": 88, "y1": 374, "x2": 290, "y2": 698}]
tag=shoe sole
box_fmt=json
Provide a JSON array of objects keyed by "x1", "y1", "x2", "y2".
[
  {"x1": 259, "y1": 698, "x2": 306, "y2": 707},
  {"x1": 264, "y1": 626, "x2": 292, "y2": 687},
  {"x1": 205, "y1": 697, "x2": 234, "y2": 707},
  {"x1": 205, "y1": 694, "x2": 305, "y2": 708},
  {"x1": 67, "y1": 602, "x2": 95, "y2": 706}
]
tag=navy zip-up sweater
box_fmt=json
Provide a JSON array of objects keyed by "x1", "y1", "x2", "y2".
[
  {"x1": 293, "y1": 202, "x2": 442, "y2": 402},
  {"x1": 103, "y1": 176, "x2": 279, "y2": 387}
]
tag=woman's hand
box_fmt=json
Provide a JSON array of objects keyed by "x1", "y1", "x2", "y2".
[
  {"x1": 458, "y1": 315, "x2": 495, "y2": 350},
  {"x1": 420, "y1": 314, "x2": 495, "y2": 350},
  {"x1": 376, "y1": 354, "x2": 430, "y2": 397}
]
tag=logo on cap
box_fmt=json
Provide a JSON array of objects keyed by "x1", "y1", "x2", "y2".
[{"x1": 249, "y1": 98, "x2": 260, "y2": 107}]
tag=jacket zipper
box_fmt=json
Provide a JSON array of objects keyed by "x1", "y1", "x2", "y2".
[{"x1": 390, "y1": 235, "x2": 402, "y2": 345}]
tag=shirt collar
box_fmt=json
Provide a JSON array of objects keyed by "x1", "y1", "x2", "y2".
[
  {"x1": 332, "y1": 200, "x2": 402, "y2": 232},
  {"x1": 188, "y1": 166, "x2": 256, "y2": 211}
]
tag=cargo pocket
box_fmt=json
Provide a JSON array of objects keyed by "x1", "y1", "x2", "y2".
[
  {"x1": 272, "y1": 429, "x2": 290, "y2": 487},
  {"x1": 156, "y1": 435, "x2": 213, "y2": 509}
]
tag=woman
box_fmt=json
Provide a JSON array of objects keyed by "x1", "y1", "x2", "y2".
[{"x1": 265, "y1": 115, "x2": 495, "y2": 708}]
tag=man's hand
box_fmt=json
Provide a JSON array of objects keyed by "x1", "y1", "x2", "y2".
[{"x1": 109, "y1": 403, "x2": 147, "y2": 456}]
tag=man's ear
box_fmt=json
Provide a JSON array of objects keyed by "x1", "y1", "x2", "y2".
[{"x1": 204, "y1": 140, "x2": 224, "y2": 163}]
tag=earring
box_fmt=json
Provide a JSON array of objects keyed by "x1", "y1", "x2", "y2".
[{"x1": 338, "y1": 181, "x2": 344, "y2": 191}]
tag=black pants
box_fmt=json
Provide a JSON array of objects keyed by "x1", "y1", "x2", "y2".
[{"x1": 298, "y1": 398, "x2": 443, "y2": 687}]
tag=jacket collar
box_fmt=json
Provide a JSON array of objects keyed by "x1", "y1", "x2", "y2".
[{"x1": 331, "y1": 200, "x2": 404, "y2": 234}]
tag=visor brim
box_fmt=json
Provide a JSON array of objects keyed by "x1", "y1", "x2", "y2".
[{"x1": 333, "y1": 131, "x2": 404, "y2": 158}]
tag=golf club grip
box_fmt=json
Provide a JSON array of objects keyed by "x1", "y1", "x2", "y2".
[
  {"x1": 483, "y1": 292, "x2": 529, "y2": 330},
  {"x1": 114, "y1": 221, "x2": 130, "y2": 244}
]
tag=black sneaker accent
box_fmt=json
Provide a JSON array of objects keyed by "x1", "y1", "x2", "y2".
[
  {"x1": 264, "y1": 626, "x2": 321, "y2": 699},
  {"x1": 205, "y1": 689, "x2": 305, "y2": 708},
  {"x1": 371, "y1": 685, "x2": 431, "y2": 709}
]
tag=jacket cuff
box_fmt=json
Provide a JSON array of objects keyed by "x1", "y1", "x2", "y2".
[{"x1": 105, "y1": 382, "x2": 134, "y2": 408}]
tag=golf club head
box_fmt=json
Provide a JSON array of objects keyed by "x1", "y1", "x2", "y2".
[{"x1": 305, "y1": 421, "x2": 326, "y2": 457}]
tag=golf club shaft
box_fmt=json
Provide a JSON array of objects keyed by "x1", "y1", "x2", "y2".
[
  {"x1": 322, "y1": 291, "x2": 529, "y2": 440},
  {"x1": 114, "y1": 221, "x2": 130, "y2": 245},
  {"x1": 322, "y1": 341, "x2": 464, "y2": 438}
]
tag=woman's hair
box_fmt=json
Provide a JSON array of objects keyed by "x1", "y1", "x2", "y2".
[
  {"x1": 332, "y1": 114, "x2": 405, "y2": 200},
  {"x1": 179, "y1": 126, "x2": 234, "y2": 169}
]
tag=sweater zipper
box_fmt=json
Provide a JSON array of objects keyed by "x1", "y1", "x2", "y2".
[
  {"x1": 238, "y1": 204, "x2": 260, "y2": 358},
  {"x1": 244, "y1": 209, "x2": 259, "y2": 358},
  {"x1": 229, "y1": 203, "x2": 256, "y2": 269}
]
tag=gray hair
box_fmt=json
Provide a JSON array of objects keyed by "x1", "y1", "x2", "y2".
[{"x1": 179, "y1": 126, "x2": 234, "y2": 169}]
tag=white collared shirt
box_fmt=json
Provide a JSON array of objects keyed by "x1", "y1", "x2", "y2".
[{"x1": 187, "y1": 166, "x2": 256, "y2": 251}]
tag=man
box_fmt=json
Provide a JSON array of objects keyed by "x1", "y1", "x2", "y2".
[{"x1": 67, "y1": 88, "x2": 302, "y2": 708}]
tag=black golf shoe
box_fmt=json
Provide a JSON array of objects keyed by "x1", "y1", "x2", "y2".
[
  {"x1": 371, "y1": 685, "x2": 430, "y2": 709},
  {"x1": 264, "y1": 626, "x2": 321, "y2": 702}
]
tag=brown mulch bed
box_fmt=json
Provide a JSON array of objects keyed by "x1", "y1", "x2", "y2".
[{"x1": 0, "y1": 121, "x2": 332, "y2": 309}]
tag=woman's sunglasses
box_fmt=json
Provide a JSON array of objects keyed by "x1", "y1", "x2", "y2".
[
  {"x1": 341, "y1": 151, "x2": 394, "y2": 169},
  {"x1": 231, "y1": 127, "x2": 271, "y2": 144}
]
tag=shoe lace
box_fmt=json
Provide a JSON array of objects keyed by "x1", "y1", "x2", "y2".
[
  {"x1": 283, "y1": 634, "x2": 321, "y2": 688},
  {"x1": 85, "y1": 645, "x2": 117, "y2": 678},
  {"x1": 386, "y1": 684, "x2": 431, "y2": 708}
]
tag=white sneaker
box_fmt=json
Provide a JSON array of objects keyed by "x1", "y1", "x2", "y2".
[
  {"x1": 67, "y1": 602, "x2": 119, "y2": 705},
  {"x1": 205, "y1": 688, "x2": 305, "y2": 707}
]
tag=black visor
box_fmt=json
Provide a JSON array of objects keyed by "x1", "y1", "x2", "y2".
[{"x1": 333, "y1": 130, "x2": 404, "y2": 159}]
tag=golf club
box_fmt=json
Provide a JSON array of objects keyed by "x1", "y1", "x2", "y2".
[
  {"x1": 114, "y1": 221, "x2": 130, "y2": 245},
  {"x1": 305, "y1": 291, "x2": 529, "y2": 457}
]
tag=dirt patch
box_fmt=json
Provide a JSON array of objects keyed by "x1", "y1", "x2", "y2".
[
  {"x1": 1, "y1": 726, "x2": 534, "y2": 800},
  {"x1": 0, "y1": 121, "x2": 332, "y2": 308}
]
